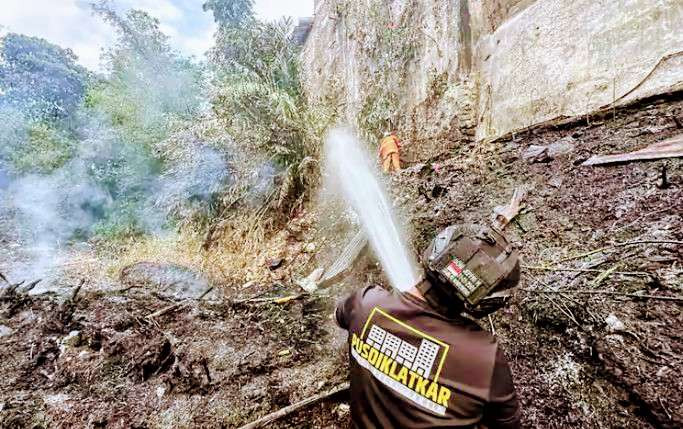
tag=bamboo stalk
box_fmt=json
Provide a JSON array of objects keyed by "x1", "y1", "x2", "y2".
[
  {"x1": 557, "y1": 240, "x2": 683, "y2": 263},
  {"x1": 522, "y1": 288, "x2": 683, "y2": 302}
]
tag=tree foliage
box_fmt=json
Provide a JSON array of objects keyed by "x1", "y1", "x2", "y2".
[
  {"x1": 209, "y1": 16, "x2": 335, "y2": 209},
  {"x1": 203, "y1": 0, "x2": 254, "y2": 28},
  {"x1": 0, "y1": 33, "x2": 89, "y2": 120},
  {"x1": 90, "y1": 3, "x2": 205, "y2": 148}
]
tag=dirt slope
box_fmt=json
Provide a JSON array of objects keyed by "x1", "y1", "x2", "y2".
[
  {"x1": 392, "y1": 93, "x2": 683, "y2": 428},
  {"x1": 1, "y1": 94, "x2": 681, "y2": 428}
]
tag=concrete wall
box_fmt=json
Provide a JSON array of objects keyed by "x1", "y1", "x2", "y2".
[
  {"x1": 302, "y1": 0, "x2": 683, "y2": 144},
  {"x1": 302, "y1": 0, "x2": 477, "y2": 146},
  {"x1": 476, "y1": 0, "x2": 683, "y2": 140}
]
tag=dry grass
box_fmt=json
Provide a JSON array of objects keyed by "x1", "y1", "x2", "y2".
[
  {"x1": 101, "y1": 229, "x2": 209, "y2": 280},
  {"x1": 92, "y1": 209, "x2": 321, "y2": 294}
]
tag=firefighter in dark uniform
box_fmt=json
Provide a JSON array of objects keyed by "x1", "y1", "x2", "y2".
[{"x1": 336, "y1": 224, "x2": 521, "y2": 428}]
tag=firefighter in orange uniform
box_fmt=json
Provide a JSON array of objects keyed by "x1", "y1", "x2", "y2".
[{"x1": 378, "y1": 131, "x2": 401, "y2": 173}]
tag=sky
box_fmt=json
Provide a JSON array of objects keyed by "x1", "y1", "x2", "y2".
[{"x1": 0, "y1": 0, "x2": 314, "y2": 71}]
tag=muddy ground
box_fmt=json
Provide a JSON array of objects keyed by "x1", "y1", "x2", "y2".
[{"x1": 1, "y1": 94, "x2": 682, "y2": 428}]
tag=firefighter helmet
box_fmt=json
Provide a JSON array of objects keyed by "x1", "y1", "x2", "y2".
[{"x1": 418, "y1": 224, "x2": 520, "y2": 318}]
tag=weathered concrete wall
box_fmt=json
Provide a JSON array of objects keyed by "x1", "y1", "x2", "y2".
[
  {"x1": 302, "y1": 0, "x2": 477, "y2": 148},
  {"x1": 476, "y1": 0, "x2": 683, "y2": 140},
  {"x1": 302, "y1": 0, "x2": 683, "y2": 144}
]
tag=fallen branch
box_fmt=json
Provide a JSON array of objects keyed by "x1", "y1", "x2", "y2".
[
  {"x1": 522, "y1": 288, "x2": 683, "y2": 302},
  {"x1": 590, "y1": 265, "x2": 620, "y2": 288},
  {"x1": 70, "y1": 279, "x2": 85, "y2": 302},
  {"x1": 146, "y1": 286, "x2": 214, "y2": 319},
  {"x1": 147, "y1": 300, "x2": 190, "y2": 319},
  {"x1": 16, "y1": 279, "x2": 41, "y2": 295},
  {"x1": 238, "y1": 382, "x2": 350, "y2": 429},
  {"x1": 197, "y1": 286, "x2": 214, "y2": 300},
  {"x1": 232, "y1": 294, "x2": 305, "y2": 305},
  {"x1": 557, "y1": 240, "x2": 683, "y2": 263},
  {"x1": 114, "y1": 284, "x2": 139, "y2": 294},
  {"x1": 523, "y1": 265, "x2": 650, "y2": 276},
  {"x1": 1, "y1": 281, "x2": 23, "y2": 297}
]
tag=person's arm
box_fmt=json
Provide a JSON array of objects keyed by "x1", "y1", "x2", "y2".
[
  {"x1": 334, "y1": 290, "x2": 358, "y2": 330},
  {"x1": 480, "y1": 347, "x2": 521, "y2": 429}
]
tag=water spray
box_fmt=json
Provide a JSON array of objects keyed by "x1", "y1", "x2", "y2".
[{"x1": 324, "y1": 127, "x2": 421, "y2": 292}]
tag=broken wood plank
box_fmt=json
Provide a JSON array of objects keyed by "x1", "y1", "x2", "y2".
[
  {"x1": 582, "y1": 134, "x2": 683, "y2": 166},
  {"x1": 492, "y1": 186, "x2": 528, "y2": 230},
  {"x1": 318, "y1": 229, "x2": 368, "y2": 287},
  {"x1": 238, "y1": 382, "x2": 350, "y2": 429}
]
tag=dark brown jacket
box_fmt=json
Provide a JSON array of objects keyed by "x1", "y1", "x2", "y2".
[{"x1": 336, "y1": 285, "x2": 520, "y2": 428}]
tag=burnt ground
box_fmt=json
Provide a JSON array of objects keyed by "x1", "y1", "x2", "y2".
[{"x1": 1, "y1": 94, "x2": 682, "y2": 428}]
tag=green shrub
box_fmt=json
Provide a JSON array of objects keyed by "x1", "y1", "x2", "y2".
[{"x1": 10, "y1": 121, "x2": 75, "y2": 173}]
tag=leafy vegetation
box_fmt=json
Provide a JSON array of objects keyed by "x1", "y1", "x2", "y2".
[
  {"x1": 328, "y1": 0, "x2": 421, "y2": 141},
  {"x1": 10, "y1": 122, "x2": 75, "y2": 173},
  {"x1": 1, "y1": 0, "x2": 335, "y2": 251},
  {"x1": 0, "y1": 33, "x2": 89, "y2": 120},
  {"x1": 206, "y1": 1, "x2": 336, "y2": 211},
  {"x1": 1, "y1": 4, "x2": 217, "y2": 242}
]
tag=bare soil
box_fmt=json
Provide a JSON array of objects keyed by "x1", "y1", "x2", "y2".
[{"x1": 1, "y1": 94, "x2": 682, "y2": 428}]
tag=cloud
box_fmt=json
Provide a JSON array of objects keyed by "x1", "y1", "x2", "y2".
[
  {"x1": 118, "y1": 0, "x2": 183, "y2": 22},
  {"x1": 0, "y1": 0, "x2": 313, "y2": 70},
  {"x1": 253, "y1": 0, "x2": 314, "y2": 21},
  {"x1": 0, "y1": 0, "x2": 115, "y2": 71},
  {"x1": 0, "y1": 0, "x2": 216, "y2": 71}
]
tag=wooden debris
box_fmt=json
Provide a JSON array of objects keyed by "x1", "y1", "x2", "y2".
[
  {"x1": 114, "y1": 284, "x2": 138, "y2": 293},
  {"x1": 146, "y1": 286, "x2": 214, "y2": 318},
  {"x1": 197, "y1": 286, "x2": 214, "y2": 300},
  {"x1": 232, "y1": 294, "x2": 304, "y2": 305},
  {"x1": 492, "y1": 186, "x2": 528, "y2": 230},
  {"x1": 590, "y1": 265, "x2": 620, "y2": 288},
  {"x1": 70, "y1": 279, "x2": 85, "y2": 302},
  {"x1": 317, "y1": 229, "x2": 368, "y2": 288},
  {"x1": 147, "y1": 301, "x2": 190, "y2": 319},
  {"x1": 1, "y1": 280, "x2": 22, "y2": 298},
  {"x1": 582, "y1": 134, "x2": 683, "y2": 166},
  {"x1": 237, "y1": 382, "x2": 349, "y2": 429},
  {"x1": 18, "y1": 279, "x2": 41, "y2": 294}
]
